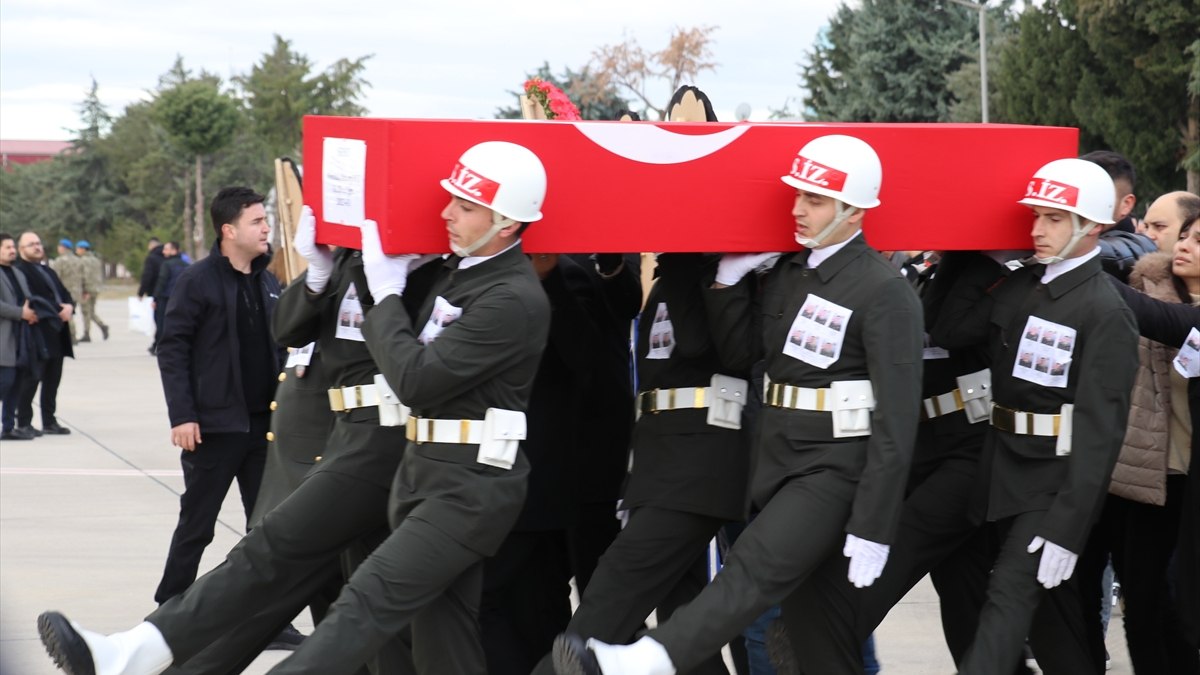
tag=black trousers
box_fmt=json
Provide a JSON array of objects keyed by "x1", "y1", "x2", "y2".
[
  {"x1": 482, "y1": 530, "x2": 573, "y2": 675},
  {"x1": 646, "y1": 446, "x2": 863, "y2": 674},
  {"x1": 785, "y1": 454, "x2": 993, "y2": 674},
  {"x1": 959, "y1": 512, "x2": 1106, "y2": 675},
  {"x1": 154, "y1": 413, "x2": 269, "y2": 604},
  {"x1": 153, "y1": 296, "x2": 167, "y2": 349},
  {"x1": 568, "y1": 500, "x2": 622, "y2": 595},
  {"x1": 16, "y1": 353, "x2": 63, "y2": 427}
]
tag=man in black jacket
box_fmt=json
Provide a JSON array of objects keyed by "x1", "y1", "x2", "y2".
[
  {"x1": 153, "y1": 186, "x2": 282, "y2": 605},
  {"x1": 140, "y1": 237, "x2": 165, "y2": 353},
  {"x1": 13, "y1": 231, "x2": 74, "y2": 437},
  {"x1": 150, "y1": 241, "x2": 188, "y2": 356}
]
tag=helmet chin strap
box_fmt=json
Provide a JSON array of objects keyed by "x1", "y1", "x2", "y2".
[
  {"x1": 796, "y1": 201, "x2": 858, "y2": 249},
  {"x1": 1033, "y1": 213, "x2": 1092, "y2": 265},
  {"x1": 451, "y1": 211, "x2": 515, "y2": 257}
]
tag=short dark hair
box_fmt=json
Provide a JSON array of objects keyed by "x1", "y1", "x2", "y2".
[
  {"x1": 167, "y1": 240, "x2": 182, "y2": 251},
  {"x1": 0, "y1": 232, "x2": 12, "y2": 246},
  {"x1": 1177, "y1": 193, "x2": 1200, "y2": 238},
  {"x1": 210, "y1": 187, "x2": 266, "y2": 241},
  {"x1": 149, "y1": 236, "x2": 161, "y2": 244},
  {"x1": 1079, "y1": 150, "x2": 1136, "y2": 194}
]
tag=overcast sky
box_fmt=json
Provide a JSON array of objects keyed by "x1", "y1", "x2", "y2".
[{"x1": 0, "y1": 0, "x2": 843, "y2": 140}]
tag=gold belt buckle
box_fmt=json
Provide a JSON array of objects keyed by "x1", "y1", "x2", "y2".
[
  {"x1": 640, "y1": 390, "x2": 659, "y2": 415},
  {"x1": 328, "y1": 388, "x2": 346, "y2": 412},
  {"x1": 405, "y1": 417, "x2": 418, "y2": 443}
]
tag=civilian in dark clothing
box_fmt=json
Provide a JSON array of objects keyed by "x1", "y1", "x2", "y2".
[
  {"x1": 1080, "y1": 150, "x2": 1158, "y2": 283},
  {"x1": 140, "y1": 237, "x2": 166, "y2": 353},
  {"x1": 153, "y1": 187, "x2": 283, "y2": 605},
  {"x1": 13, "y1": 231, "x2": 74, "y2": 437},
  {"x1": 0, "y1": 232, "x2": 37, "y2": 441},
  {"x1": 151, "y1": 242, "x2": 188, "y2": 356}
]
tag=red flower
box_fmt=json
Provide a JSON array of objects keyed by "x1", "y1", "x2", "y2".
[{"x1": 523, "y1": 77, "x2": 582, "y2": 121}]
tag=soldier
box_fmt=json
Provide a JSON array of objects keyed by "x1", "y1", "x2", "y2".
[
  {"x1": 36, "y1": 141, "x2": 552, "y2": 675},
  {"x1": 74, "y1": 240, "x2": 110, "y2": 341},
  {"x1": 931, "y1": 158, "x2": 1139, "y2": 675},
  {"x1": 553, "y1": 134, "x2": 923, "y2": 675},
  {"x1": 49, "y1": 238, "x2": 81, "y2": 344}
]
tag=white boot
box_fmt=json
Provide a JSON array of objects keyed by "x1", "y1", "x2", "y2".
[
  {"x1": 588, "y1": 636, "x2": 676, "y2": 675},
  {"x1": 40, "y1": 612, "x2": 173, "y2": 675}
]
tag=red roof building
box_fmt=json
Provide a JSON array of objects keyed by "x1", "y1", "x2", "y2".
[{"x1": 1, "y1": 139, "x2": 72, "y2": 170}]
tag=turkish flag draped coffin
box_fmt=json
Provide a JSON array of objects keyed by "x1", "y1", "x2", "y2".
[{"x1": 303, "y1": 116, "x2": 1078, "y2": 254}]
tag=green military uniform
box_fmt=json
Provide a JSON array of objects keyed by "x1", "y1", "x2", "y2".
[
  {"x1": 626, "y1": 234, "x2": 922, "y2": 672},
  {"x1": 77, "y1": 251, "x2": 109, "y2": 339},
  {"x1": 49, "y1": 252, "x2": 82, "y2": 342},
  {"x1": 932, "y1": 250, "x2": 1138, "y2": 675},
  {"x1": 268, "y1": 243, "x2": 551, "y2": 675},
  {"x1": 141, "y1": 249, "x2": 422, "y2": 674}
]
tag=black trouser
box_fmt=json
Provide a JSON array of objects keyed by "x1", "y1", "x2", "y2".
[
  {"x1": 153, "y1": 296, "x2": 167, "y2": 349},
  {"x1": 154, "y1": 413, "x2": 269, "y2": 604},
  {"x1": 482, "y1": 530, "x2": 573, "y2": 675},
  {"x1": 645, "y1": 448, "x2": 863, "y2": 674},
  {"x1": 785, "y1": 455, "x2": 992, "y2": 674},
  {"x1": 0, "y1": 365, "x2": 19, "y2": 432},
  {"x1": 959, "y1": 512, "x2": 1105, "y2": 675},
  {"x1": 568, "y1": 500, "x2": 622, "y2": 595},
  {"x1": 16, "y1": 353, "x2": 62, "y2": 427}
]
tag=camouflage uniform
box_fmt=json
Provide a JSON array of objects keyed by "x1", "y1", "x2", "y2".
[{"x1": 77, "y1": 251, "x2": 109, "y2": 340}]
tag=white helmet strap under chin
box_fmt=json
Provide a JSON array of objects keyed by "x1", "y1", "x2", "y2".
[
  {"x1": 796, "y1": 201, "x2": 858, "y2": 249},
  {"x1": 451, "y1": 212, "x2": 515, "y2": 257},
  {"x1": 1033, "y1": 213, "x2": 1092, "y2": 265}
]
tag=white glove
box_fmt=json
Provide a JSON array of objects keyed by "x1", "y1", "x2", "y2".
[
  {"x1": 1028, "y1": 536, "x2": 1077, "y2": 589},
  {"x1": 715, "y1": 252, "x2": 781, "y2": 286},
  {"x1": 843, "y1": 533, "x2": 890, "y2": 588},
  {"x1": 361, "y1": 219, "x2": 422, "y2": 301},
  {"x1": 294, "y1": 205, "x2": 334, "y2": 293}
]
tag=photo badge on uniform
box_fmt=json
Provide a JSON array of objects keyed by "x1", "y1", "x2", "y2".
[
  {"x1": 1013, "y1": 315, "x2": 1075, "y2": 388},
  {"x1": 285, "y1": 342, "x2": 315, "y2": 368},
  {"x1": 782, "y1": 294, "x2": 852, "y2": 369},
  {"x1": 335, "y1": 283, "x2": 366, "y2": 342},
  {"x1": 1175, "y1": 327, "x2": 1200, "y2": 378},
  {"x1": 647, "y1": 302, "x2": 675, "y2": 360},
  {"x1": 418, "y1": 295, "x2": 463, "y2": 345}
]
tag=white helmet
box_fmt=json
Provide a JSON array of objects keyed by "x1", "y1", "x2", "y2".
[
  {"x1": 440, "y1": 141, "x2": 547, "y2": 223},
  {"x1": 1017, "y1": 158, "x2": 1116, "y2": 225},
  {"x1": 780, "y1": 134, "x2": 882, "y2": 209}
]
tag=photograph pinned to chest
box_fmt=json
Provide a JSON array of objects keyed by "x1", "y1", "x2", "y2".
[
  {"x1": 782, "y1": 294, "x2": 852, "y2": 369},
  {"x1": 647, "y1": 302, "x2": 676, "y2": 360},
  {"x1": 335, "y1": 283, "x2": 366, "y2": 341},
  {"x1": 1013, "y1": 315, "x2": 1076, "y2": 388},
  {"x1": 1175, "y1": 327, "x2": 1200, "y2": 378},
  {"x1": 418, "y1": 296, "x2": 463, "y2": 345}
]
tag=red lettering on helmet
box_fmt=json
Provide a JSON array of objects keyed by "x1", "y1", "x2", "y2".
[
  {"x1": 449, "y1": 162, "x2": 501, "y2": 204},
  {"x1": 1023, "y1": 178, "x2": 1078, "y2": 207},
  {"x1": 789, "y1": 155, "x2": 847, "y2": 191}
]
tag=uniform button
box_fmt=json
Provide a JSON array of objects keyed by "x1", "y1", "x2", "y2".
[
  {"x1": 270, "y1": 401, "x2": 278, "y2": 411},
  {"x1": 266, "y1": 431, "x2": 275, "y2": 442},
  {"x1": 315, "y1": 455, "x2": 323, "y2": 462},
  {"x1": 278, "y1": 372, "x2": 287, "y2": 382}
]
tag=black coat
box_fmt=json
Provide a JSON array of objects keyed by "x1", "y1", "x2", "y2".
[
  {"x1": 13, "y1": 258, "x2": 74, "y2": 360},
  {"x1": 139, "y1": 245, "x2": 165, "y2": 298},
  {"x1": 157, "y1": 243, "x2": 282, "y2": 432}
]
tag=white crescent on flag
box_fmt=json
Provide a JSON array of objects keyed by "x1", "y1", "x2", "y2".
[{"x1": 570, "y1": 123, "x2": 751, "y2": 165}]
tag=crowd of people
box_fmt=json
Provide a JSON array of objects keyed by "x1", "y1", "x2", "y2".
[{"x1": 21, "y1": 96, "x2": 1199, "y2": 675}]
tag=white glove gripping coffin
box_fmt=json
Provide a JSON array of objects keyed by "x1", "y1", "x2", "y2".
[
  {"x1": 477, "y1": 408, "x2": 527, "y2": 470},
  {"x1": 294, "y1": 205, "x2": 334, "y2": 293},
  {"x1": 830, "y1": 380, "x2": 875, "y2": 438}
]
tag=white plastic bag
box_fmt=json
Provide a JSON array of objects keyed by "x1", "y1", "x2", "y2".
[{"x1": 128, "y1": 297, "x2": 155, "y2": 337}]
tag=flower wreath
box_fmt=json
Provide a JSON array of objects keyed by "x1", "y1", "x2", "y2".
[{"x1": 523, "y1": 78, "x2": 582, "y2": 121}]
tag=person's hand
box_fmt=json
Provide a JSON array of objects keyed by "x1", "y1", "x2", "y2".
[
  {"x1": 294, "y1": 205, "x2": 334, "y2": 293},
  {"x1": 21, "y1": 300, "x2": 37, "y2": 324},
  {"x1": 58, "y1": 304, "x2": 73, "y2": 322},
  {"x1": 530, "y1": 253, "x2": 559, "y2": 280},
  {"x1": 1028, "y1": 536, "x2": 1077, "y2": 589},
  {"x1": 714, "y1": 252, "x2": 781, "y2": 287},
  {"x1": 171, "y1": 422, "x2": 202, "y2": 452},
  {"x1": 843, "y1": 533, "x2": 890, "y2": 588},
  {"x1": 361, "y1": 219, "x2": 422, "y2": 301}
]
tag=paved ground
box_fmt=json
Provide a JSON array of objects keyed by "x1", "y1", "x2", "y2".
[{"x1": 0, "y1": 296, "x2": 1132, "y2": 674}]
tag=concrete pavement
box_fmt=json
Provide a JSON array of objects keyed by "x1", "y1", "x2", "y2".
[{"x1": 0, "y1": 296, "x2": 1132, "y2": 674}]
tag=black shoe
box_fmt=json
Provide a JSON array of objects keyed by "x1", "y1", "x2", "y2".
[
  {"x1": 78, "y1": 335, "x2": 91, "y2": 343},
  {"x1": 552, "y1": 633, "x2": 602, "y2": 675},
  {"x1": 16, "y1": 425, "x2": 42, "y2": 437},
  {"x1": 101, "y1": 325, "x2": 109, "y2": 340},
  {"x1": 148, "y1": 345, "x2": 157, "y2": 356},
  {"x1": 38, "y1": 611, "x2": 96, "y2": 675},
  {"x1": 42, "y1": 423, "x2": 71, "y2": 435},
  {"x1": 265, "y1": 623, "x2": 305, "y2": 651},
  {"x1": 2, "y1": 428, "x2": 36, "y2": 440}
]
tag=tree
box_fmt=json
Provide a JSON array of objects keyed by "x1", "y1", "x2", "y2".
[
  {"x1": 944, "y1": 1, "x2": 1019, "y2": 123},
  {"x1": 155, "y1": 80, "x2": 241, "y2": 257},
  {"x1": 589, "y1": 26, "x2": 719, "y2": 120},
  {"x1": 495, "y1": 62, "x2": 631, "y2": 120},
  {"x1": 800, "y1": 1, "x2": 977, "y2": 122},
  {"x1": 234, "y1": 35, "x2": 372, "y2": 160}
]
